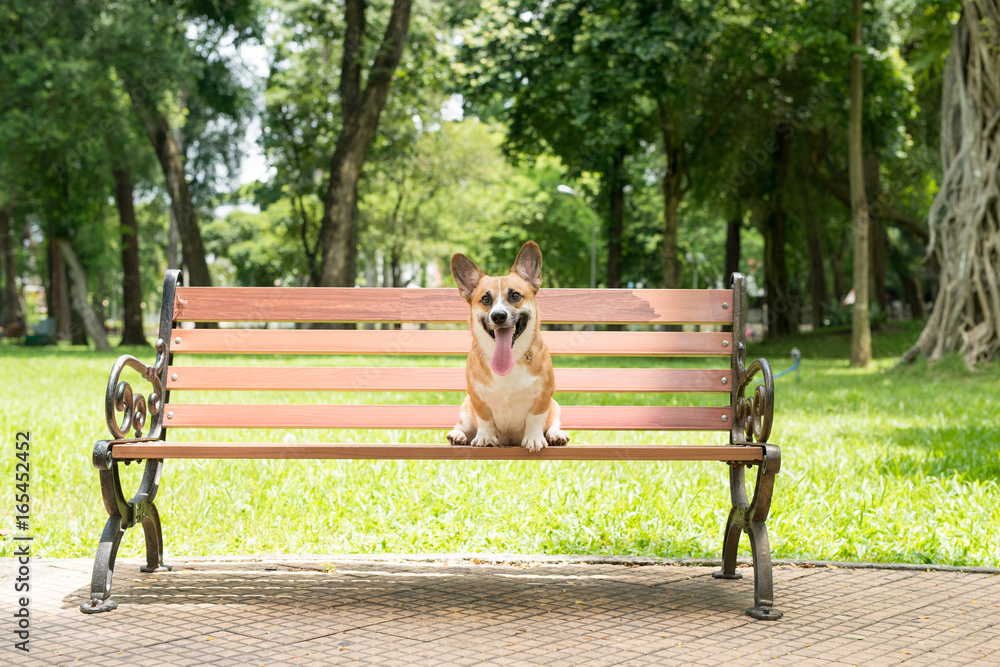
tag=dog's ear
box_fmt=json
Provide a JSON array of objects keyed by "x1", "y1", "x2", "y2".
[
  {"x1": 512, "y1": 241, "x2": 542, "y2": 292},
  {"x1": 451, "y1": 253, "x2": 485, "y2": 302}
]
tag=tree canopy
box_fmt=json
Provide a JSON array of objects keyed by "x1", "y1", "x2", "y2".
[{"x1": 3, "y1": 0, "x2": 994, "y2": 365}]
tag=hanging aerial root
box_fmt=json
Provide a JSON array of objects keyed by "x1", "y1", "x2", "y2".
[{"x1": 902, "y1": 0, "x2": 1000, "y2": 367}]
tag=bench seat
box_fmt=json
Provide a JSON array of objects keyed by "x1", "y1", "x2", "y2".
[{"x1": 111, "y1": 441, "x2": 765, "y2": 461}]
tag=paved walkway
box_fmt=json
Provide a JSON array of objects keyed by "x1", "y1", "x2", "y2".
[{"x1": 1, "y1": 556, "x2": 998, "y2": 666}]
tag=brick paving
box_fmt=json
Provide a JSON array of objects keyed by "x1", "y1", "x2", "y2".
[{"x1": 1, "y1": 556, "x2": 998, "y2": 666}]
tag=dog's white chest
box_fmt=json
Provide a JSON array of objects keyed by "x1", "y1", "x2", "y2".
[{"x1": 472, "y1": 365, "x2": 542, "y2": 439}]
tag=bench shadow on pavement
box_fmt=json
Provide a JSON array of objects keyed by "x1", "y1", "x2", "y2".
[{"x1": 59, "y1": 560, "x2": 760, "y2": 628}]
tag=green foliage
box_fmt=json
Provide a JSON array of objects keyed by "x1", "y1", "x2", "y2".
[
  {"x1": 360, "y1": 119, "x2": 506, "y2": 285},
  {"x1": 261, "y1": 0, "x2": 454, "y2": 282},
  {"x1": 100, "y1": 0, "x2": 263, "y2": 205},
  {"x1": 460, "y1": 154, "x2": 601, "y2": 288},
  {"x1": 458, "y1": 0, "x2": 656, "y2": 173},
  {"x1": 204, "y1": 201, "x2": 306, "y2": 287}
]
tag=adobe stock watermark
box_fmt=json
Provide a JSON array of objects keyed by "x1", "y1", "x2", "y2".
[{"x1": 12, "y1": 431, "x2": 32, "y2": 653}]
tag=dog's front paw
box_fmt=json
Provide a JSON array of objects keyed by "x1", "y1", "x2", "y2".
[
  {"x1": 521, "y1": 435, "x2": 548, "y2": 453},
  {"x1": 546, "y1": 429, "x2": 570, "y2": 446},
  {"x1": 447, "y1": 429, "x2": 468, "y2": 446},
  {"x1": 471, "y1": 432, "x2": 499, "y2": 447}
]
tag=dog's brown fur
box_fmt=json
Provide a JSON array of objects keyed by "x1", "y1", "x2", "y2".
[{"x1": 447, "y1": 242, "x2": 569, "y2": 451}]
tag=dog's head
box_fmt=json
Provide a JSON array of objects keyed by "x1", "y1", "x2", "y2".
[{"x1": 450, "y1": 241, "x2": 543, "y2": 376}]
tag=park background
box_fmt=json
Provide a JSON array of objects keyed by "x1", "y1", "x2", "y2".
[{"x1": 1, "y1": 1, "x2": 998, "y2": 566}]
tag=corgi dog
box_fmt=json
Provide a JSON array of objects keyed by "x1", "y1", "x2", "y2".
[{"x1": 447, "y1": 241, "x2": 570, "y2": 452}]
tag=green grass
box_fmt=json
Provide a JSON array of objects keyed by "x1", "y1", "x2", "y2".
[{"x1": 2, "y1": 321, "x2": 998, "y2": 566}]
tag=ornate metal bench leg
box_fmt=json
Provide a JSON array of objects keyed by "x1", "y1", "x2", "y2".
[
  {"x1": 745, "y1": 445, "x2": 781, "y2": 620},
  {"x1": 81, "y1": 442, "x2": 170, "y2": 613},
  {"x1": 713, "y1": 446, "x2": 782, "y2": 620},
  {"x1": 83, "y1": 272, "x2": 178, "y2": 613},
  {"x1": 80, "y1": 515, "x2": 125, "y2": 614},
  {"x1": 747, "y1": 519, "x2": 780, "y2": 620},
  {"x1": 713, "y1": 466, "x2": 746, "y2": 581},
  {"x1": 140, "y1": 501, "x2": 171, "y2": 573}
]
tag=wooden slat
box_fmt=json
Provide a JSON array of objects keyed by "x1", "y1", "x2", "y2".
[
  {"x1": 163, "y1": 404, "x2": 731, "y2": 431},
  {"x1": 112, "y1": 442, "x2": 763, "y2": 462},
  {"x1": 173, "y1": 287, "x2": 734, "y2": 325},
  {"x1": 168, "y1": 329, "x2": 733, "y2": 356},
  {"x1": 166, "y1": 367, "x2": 733, "y2": 393}
]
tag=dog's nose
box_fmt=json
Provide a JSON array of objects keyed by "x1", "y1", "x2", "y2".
[{"x1": 491, "y1": 311, "x2": 508, "y2": 325}]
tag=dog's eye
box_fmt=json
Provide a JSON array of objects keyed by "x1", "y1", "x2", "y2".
[
  {"x1": 510, "y1": 292, "x2": 522, "y2": 303},
  {"x1": 480, "y1": 293, "x2": 492, "y2": 306}
]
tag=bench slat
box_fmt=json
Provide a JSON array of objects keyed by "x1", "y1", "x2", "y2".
[
  {"x1": 164, "y1": 404, "x2": 731, "y2": 430},
  {"x1": 173, "y1": 287, "x2": 734, "y2": 324},
  {"x1": 112, "y1": 442, "x2": 762, "y2": 461},
  {"x1": 166, "y1": 367, "x2": 733, "y2": 393},
  {"x1": 168, "y1": 329, "x2": 734, "y2": 356}
]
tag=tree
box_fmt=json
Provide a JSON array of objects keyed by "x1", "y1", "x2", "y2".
[
  {"x1": 58, "y1": 239, "x2": 111, "y2": 350},
  {"x1": 360, "y1": 120, "x2": 507, "y2": 288},
  {"x1": 0, "y1": 0, "x2": 121, "y2": 341},
  {"x1": 849, "y1": 0, "x2": 873, "y2": 366},
  {"x1": 203, "y1": 199, "x2": 307, "y2": 288},
  {"x1": 102, "y1": 0, "x2": 262, "y2": 288},
  {"x1": 315, "y1": 0, "x2": 414, "y2": 287},
  {"x1": 708, "y1": 0, "x2": 921, "y2": 337},
  {"x1": 0, "y1": 199, "x2": 25, "y2": 329},
  {"x1": 112, "y1": 165, "x2": 148, "y2": 346},
  {"x1": 458, "y1": 0, "x2": 650, "y2": 288},
  {"x1": 264, "y1": 0, "x2": 427, "y2": 288},
  {"x1": 902, "y1": 0, "x2": 1000, "y2": 365}
]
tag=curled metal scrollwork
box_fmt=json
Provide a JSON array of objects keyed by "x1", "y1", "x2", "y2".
[
  {"x1": 734, "y1": 356, "x2": 774, "y2": 444},
  {"x1": 105, "y1": 338, "x2": 168, "y2": 440}
]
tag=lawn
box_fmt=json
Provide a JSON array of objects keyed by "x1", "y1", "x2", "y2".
[{"x1": 2, "y1": 320, "x2": 998, "y2": 566}]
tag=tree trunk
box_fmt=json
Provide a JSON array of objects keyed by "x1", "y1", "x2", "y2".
[
  {"x1": 58, "y1": 239, "x2": 111, "y2": 351},
  {"x1": 865, "y1": 156, "x2": 888, "y2": 312},
  {"x1": 870, "y1": 212, "x2": 889, "y2": 311},
  {"x1": 390, "y1": 247, "x2": 402, "y2": 330},
  {"x1": 1, "y1": 204, "x2": 25, "y2": 327},
  {"x1": 49, "y1": 237, "x2": 71, "y2": 341},
  {"x1": 607, "y1": 148, "x2": 626, "y2": 289},
  {"x1": 113, "y1": 167, "x2": 149, "y2": 346},
  {"x1": 660, "y1": 174, "x2": 682, "y2": 289},
  {"x1": 94, "y1": 270, "x2": 108, "y2": 326},
  {"x1": 658, "y1": 102, "x2": 685, "y2": 291},
  {"x1": 890, "y1": 240, "x2": 927, "y2": 320},
  {"x1": 849, "y1": 0, "x2": 872, "y2": 366},
  {"x1": 167, "y1": 207, "x2": 180, "y2": 270},
  {"x1": 902, "y1": 1, "x2": 1000, "y2": 366},
  {"x1": 69, "y1": 299, "x2": 89, "y2": 346},
  {"x1": 317, "y1": 0, "x2": 413, "y2": 288},
  {"x1": 724, "y1": 207, "x2": 741, "y2": 289},
  {"x1": 390, "y1": 247, "x2": 402, "y2": 288},
  {"x1": 127, "y1": 92, "x2": 212, "y2": 287},
  {"x1": 763, "y1": 123, "x2": 795, "y2": 338},
  {"x1": 830, "y1": 224, "x2": 848, "y2": 303},
  {"x1": 805, "y1": 204, "x2": 829, "y2": 329}
]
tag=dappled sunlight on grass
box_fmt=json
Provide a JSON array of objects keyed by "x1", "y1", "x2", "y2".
[{"x1": 2, "y1": 325, "x2": 998, "y2": 566}]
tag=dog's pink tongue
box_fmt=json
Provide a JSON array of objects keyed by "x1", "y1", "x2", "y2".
[{"x1": 491, "y1": 327, "x2": 515, "y2": 376}]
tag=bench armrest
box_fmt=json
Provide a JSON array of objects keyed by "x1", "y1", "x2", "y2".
[
  {"x1": 92, "y1": 438, "x2": 163, "y2": 470},
  {"x1": 104, "y1": 343, "x2": 169, "y2": 441},
  {"x1": 103, "y1": 271, "x2": 181, "y2": 443},
  {"x1": 733, "y1": 356, "x2": 774, "y2": 444}
]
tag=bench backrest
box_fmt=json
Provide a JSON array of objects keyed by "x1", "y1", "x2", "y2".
[{"x1": 108, "y1": 271, "x2": 766, "y2": 462}]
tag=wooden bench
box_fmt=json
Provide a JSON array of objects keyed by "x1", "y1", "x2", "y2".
[{"x1": 81, "y1": 270, "x2": 782, "y2": 620}]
